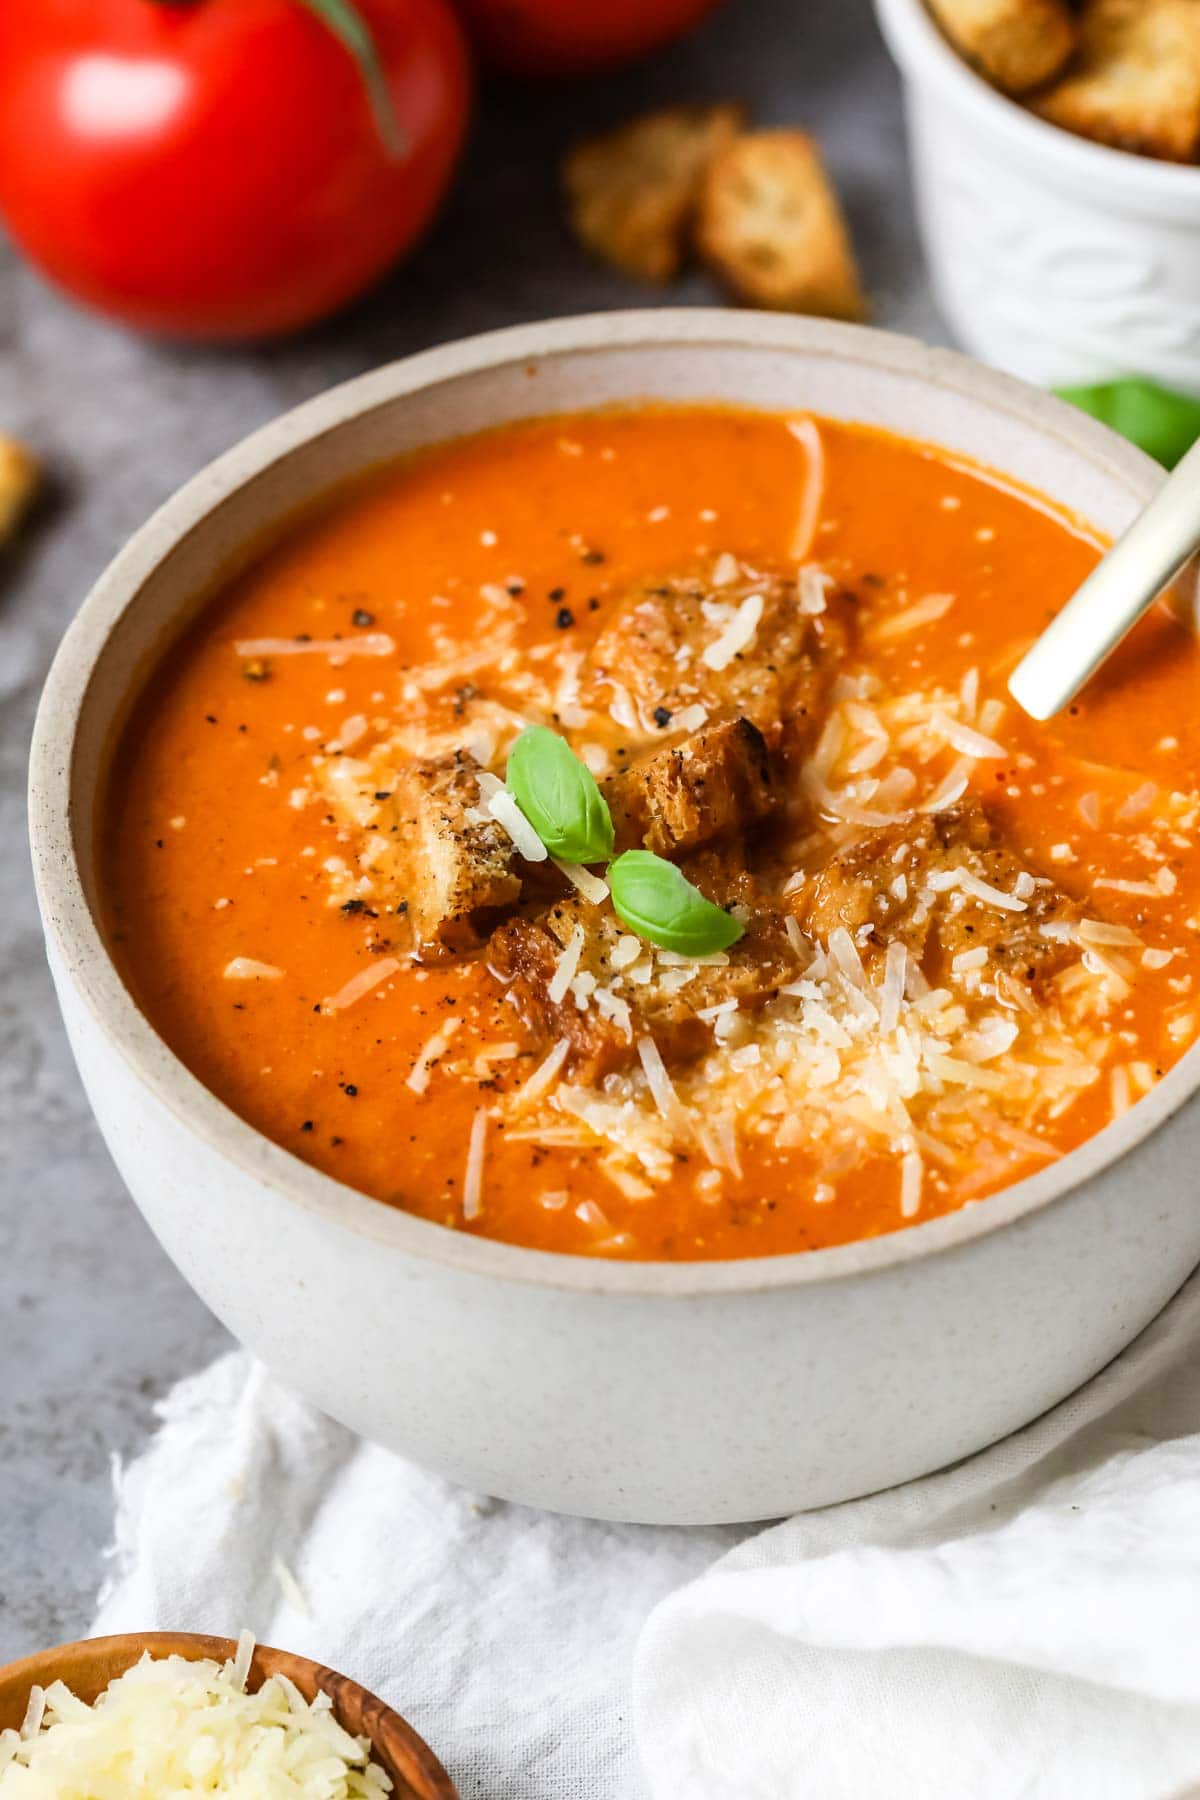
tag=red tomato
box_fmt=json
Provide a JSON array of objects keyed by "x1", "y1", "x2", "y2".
[
  {"x1": 455, "y1": 0, "x2": 722, "y2": 78},
  {"x1": 0, "y1": 0, "x2": 471, "y2": 340}
]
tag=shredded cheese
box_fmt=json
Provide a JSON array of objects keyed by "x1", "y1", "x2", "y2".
[
  {"x1": 223, "y1": 958, "x2": 284, "y2": 981},
  {"x1": 899, "y1": 1148, "x2": 924, "y2": 1218},
  {"x1": 462, "y1": 1108, "x2": 488, "y2": 1220},
  {"x1": 787, "y1": 416, "x2": 825, "y2": 561},
  {"x1": 406, "y1": 1016, "x2": 461, "y2": 1094},
  {"x1": 234, "y1": 634, "x2": 395, "y2": 659},
  {"x1": 0, "y1": 1637, "x2": 390, "y2": 1797},
  {"x1": 514, "y1": 1038, "x2": 571, "y2": 1108},
  {"x1": 930, "y1": 709, "x2": 1005, "y2": 759},
  {"x1": 702, "y1": 592, "x2": 764, "y2": 671},
  {"x1": 548, "y1": 924, "x2": 586, "y2": 1004},
  {"x1": 552, "y1": 859, "x2": 609, "y2": 903},
  {"x1": 324, "y1": 958, "x2": 401, "y2": 1013},
  {"x1": 485, "y1": 786, "x2": 549, "y2": 863},
  {"x1": 637, "y1": 1035, "x2": 692, "y2": 1138},
  {"x1": 871, "y1": 593, "x2": 955, "y2": 638}
]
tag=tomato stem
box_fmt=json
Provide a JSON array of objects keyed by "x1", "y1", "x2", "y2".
[{"x1": 295, "y1": 0, "x2": 407, "y2": 159}]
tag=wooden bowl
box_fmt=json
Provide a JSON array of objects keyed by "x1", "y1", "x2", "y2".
[{"x1": 0, "y1": 1632, "x2": 458, "y2": 1799}]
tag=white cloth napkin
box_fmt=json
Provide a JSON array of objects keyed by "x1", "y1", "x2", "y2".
[{"x1": 94, "y1": 1268, "x2": 1200, "y2": 1800}]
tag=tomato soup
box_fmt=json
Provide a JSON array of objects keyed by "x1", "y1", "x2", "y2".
[{"x1": 102, "y1": 406, "x2": 1200, "y2": 1260}]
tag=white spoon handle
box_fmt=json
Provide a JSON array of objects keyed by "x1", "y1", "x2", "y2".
[{"x1": 1009, "y1": 434, "x2": 1200, "y2": 721}]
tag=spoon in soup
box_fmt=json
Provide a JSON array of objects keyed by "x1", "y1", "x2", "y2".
[{"x1": 1008, "y1": 434, "x2": 1200, "y2": 720}]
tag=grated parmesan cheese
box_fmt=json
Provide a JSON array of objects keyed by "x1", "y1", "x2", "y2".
[
  {"x1": 930, "y1": 709, "x2": 1005, "y2": 760},
  {"x1": 552, "y1": 859, "x2": 609, "y2": 904},
  {"x1": 324, "y1": 958, "x2": 401, "y2": 1013},
  {"x1": 406, "y1": 1016, "x2": 461, "y2": 1094},
  {"x1": 798, "y1": 564, "x2": 831, "y2": 615},
  {"x1": 0, "y1": 1636, "x2": 390, "y2": 1797},
  {"x1": 548, "y1": 924, "x2": 586, "y2": 1004},
  {"x1": 871, "y1": 592, "x2": 955, "y2": 639},
  {"x1": 462, "y1": 1110, "x2": 488, "y2": 1220},
  {"x1": 899, "y1": 1148, "x2": 924, "y2": 1218},
  {"x1": 234, "y1": 634, "x2": 395, "y2": 659},
  {"x1": 514, "y1": 1038, "x2": 571, "y2": 1108},
  {"x1": 702, "y1": 592, "x2": 764, "y2": 671},
  {"x1": 637, "y1": 1035, "x2": 692, "y2": 1138},
  {"x1": 786, "y1": 416, "x2": 825, "y2": 561},
  {"x1": 485, "y1": 785, "x2": 549, "y2": 863},
  {"x1": 953, "y1": 945, "x2": 989, "y2": 973},
  {"x1": 1094, "y1": 876, "x2": 1167, "y2": 898},
  {"x1": 223, "y1": 957, "x2": 284, "y2": 981}
]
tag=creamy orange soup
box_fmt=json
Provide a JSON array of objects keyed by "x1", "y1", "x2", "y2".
[{"x1": 103, "y1": 405, "x2": 1200, "y2": 1260}]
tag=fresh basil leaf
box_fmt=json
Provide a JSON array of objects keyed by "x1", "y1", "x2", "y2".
[
  {"x1": 1056, "y1": 377, "x2": 1200, "y2": 470},
  {"x1": 506, "y1": 725, "x2": 615, "y2": 865},
  {"x1": 609, "y1": 850, "x2": 745, "y2": 956}
]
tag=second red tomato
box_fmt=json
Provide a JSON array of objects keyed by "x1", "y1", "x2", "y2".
[{"x1": 455, "y1": 0, "x2": 723, "y2": 78}]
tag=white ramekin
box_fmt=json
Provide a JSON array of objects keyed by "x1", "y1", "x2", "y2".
[
  {"x1": 28, "y1": 310, "x2": 1200, "y2": 1524},
  {"x1": 875, "y1": 0, "x2": 1200, "y2": 394}
]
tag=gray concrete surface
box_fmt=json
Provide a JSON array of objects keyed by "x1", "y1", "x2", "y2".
[{"x1": 0, "y1": 0, "x2": 944, "y2": 1662}]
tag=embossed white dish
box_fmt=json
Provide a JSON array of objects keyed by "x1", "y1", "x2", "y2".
[
  {"x1": 28, "y1": 310, "x2": 1200, "y2": 1524},
  {"x1": 875, "y1": 0, "x2": 1200, "y2": 393}
]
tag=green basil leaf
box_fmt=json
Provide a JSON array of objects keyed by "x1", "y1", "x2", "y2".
[
  {"x1": 506, "y1": 725, "x2": 615, "y2": 864},
  {"x1": 1056, "y1": 377, "x2": 1200, "y2": 470},
  {"x1": 609, "y1": 850, "x2": 745, "y2": 956}
]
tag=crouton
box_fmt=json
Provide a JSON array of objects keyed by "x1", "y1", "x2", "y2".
[
  {"x1": 1032, "y1": 0, "x2": 1200, "y2": 163},
  {"x1": 926, "y1": 0, "x2": 1076, "y2": 95},
  {"x1": 0, "y1": 437, "x2": 39, "y2": 544},
  {"x1": 489, "y1": 850, "x2": 796, "y2": 1081},
  {"x1": 605, "y1": 716, "x2": 776, "y2": 856},
  {"x1": 380, "y1": 754, "x2": 523, "y2": 955},
  {"x1": 695, "y1": 130, "x2": 867, "y2": 319},
  {"x1": 794, "y1": 804, "x2": 1083, "y2": 994},
  {"x1": 584, "y1": 567, "x2": 853, "y2": 758},
  {"x1": 562, "y1": 102, "x2": 743, "y2": 283}
]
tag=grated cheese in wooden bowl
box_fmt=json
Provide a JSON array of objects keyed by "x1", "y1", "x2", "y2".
[{"x1": 0, "y1": 1632, "x2": 392, "y2": 1797}]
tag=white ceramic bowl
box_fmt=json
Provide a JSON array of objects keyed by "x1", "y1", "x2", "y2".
[
  {"x1": 875, "y1": 0, "x2": 1200, "y2": 393},
  {"x1": 29, "y1": 310, "x2": 1200, "y2": 1525}
]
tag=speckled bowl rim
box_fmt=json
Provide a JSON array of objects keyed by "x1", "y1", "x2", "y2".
[
  {"x1": 874, "y1": 0, "x2": 1200, "y2": 213},
  {"x1": 28, "y1": 308, "x2": 1200, "y2": 1299}
]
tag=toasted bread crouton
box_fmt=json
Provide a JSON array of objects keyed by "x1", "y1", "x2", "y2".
[
  {"x1": 0, "y1": 437, "x2": 39, "y2": 543},
  {"x1": 584, "y1": 567, "x2": 854, "y2": 759},
  {"x1": 380, "y1": 754, "x2": 523, "y2": 955},
  {"x1": 489, "y1": 851, "x2": 796, "y2": 1081},
  {"x1": 926, "y1": 0, "x2": 1075, "y2": 95},
  {"x1": 794, "y1": 803, "x2": 1082, "y2": 994},
  {"x1": 563, "y1": 103, "x2": 743, "y2": 283},
  {"x1": 1032, "y1": 0, "x2": 1200, "y2": 162},
  {"x1": 696, "y1": 130, "x2": 866, "y2": 319},
  {"x1": 605, "y1": 717, "x2": 776, "y2": 856}
]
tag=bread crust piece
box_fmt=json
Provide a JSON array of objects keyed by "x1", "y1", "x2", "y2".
[
  {"x1": 583, "y1": 569, "x2": 853, "y2": 761},
  {"x1": 488, "y1": 851, "x2": 796, "y2": 1081},
  {"x1": 0, "y1": 437, "x2": 39, "y2": 543},
  {"x1": 605, "y1": 717, "x2": 777, "y2": 856},
  {"x1": 926, "y1": 0, "x2": 1075, "y2": 95},
  {"x1": 562, "y1": 102, "x2": 743, "y2": 284},
  {"x1": 1032, "y1": 0, "x2": 1200, "y2": 162},
  {"x1": 793, "y1": 804, "x2": 1083, "y2": 995},
  {"x1": 379, "y1": 753, "x2": 523, "y2": 955},
  {"x1": 695, "y1": 130, "x2": 866, "y2": 319}
]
